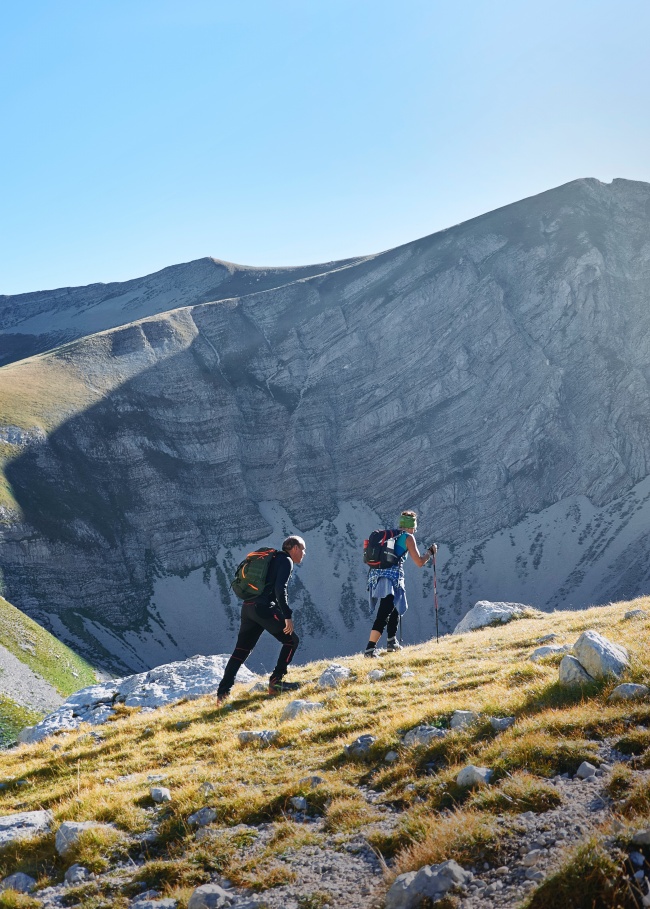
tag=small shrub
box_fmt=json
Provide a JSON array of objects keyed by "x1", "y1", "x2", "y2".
[
  {"x1": 606, "y1": 765, "x2": 634, "y2": 800},
  {"x1": 619, "y1": 777, "x2": 650, "y2": 818},
  {"x1": 524, "y1": 838, "x2": 637, "y2": 909},
  {"x1": 469, "y1": 771, "x2": 562, "y2": 814},
  {"x1": 130, "y1": 859, "x2": 208, "y2": 891},
  {"x1": 390, "y1": 809, "x2": 505, "y2": 878},
  {"x1": 323, "y1": 796, "x2": 382, "y2": 832},
  {"x1": 64, "y1": 826, "x2": 130, "y2": 873},
  {"x1": 0, "y1": 892, "x2": 42, "y2": 909},
  {"x1": 615, "y1": 729, "x2": 650, "y2": 756},
  {"x1": 297, "y1": 893, "x2": 334, "y2": 909},
  {"x1": 484, "y1": 730, "x2": 598, "y2": 778}
]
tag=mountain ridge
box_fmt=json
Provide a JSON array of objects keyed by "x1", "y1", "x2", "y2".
[{"x1": 2, "y1": 177, "x2": 650, "y2": 673}]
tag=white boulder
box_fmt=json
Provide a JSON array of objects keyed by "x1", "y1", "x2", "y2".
[
  {"x1": 299, "y1": 775, "x2": 324, "y2": 788},
  {"x1": 624, "y1": 610, "x2": 646, "y2": 620},
  {"x1": 403, "y1": 725, "x2": 446, "y2": 747},
  {"x1": 576, "y1": 761, "x2": 597, "y2": 780},
  {"x1": 559, "y1": 655, "x2": 594, "y2": 686},
  {"x1": 453, "y1": 601, "x2": 530, "y2": 634},
  {"x1": 632, "y1": 828, "x2": 650, "y2": 846},
  {"x1": 19, "y1": 655, "x2": 259, "y2": 743},
  {"x1": 280, "y1": 700, "x2": 324, "y2": 721},
  {"x1": 188, "y1": 882, "x2": 236, "y2": 908},
  {"x1": 456, "y1": 765, "x2": 493, "y2": 787},
  {"x1": 188, "y1": 807, "x2": 217, "y2": 828},
  {"x1": 345, "y1": 734, "x2": 376, "y2": 757},
  {"x1": 318, "y1": 664, "x2": 351, "y2": 689},
  {"x1": 0, "y1": 872, "x2": 37, "y2": 893},
  {"x1": 64, "y1": 864, "x2": 90, "y2": 884},
  {"x1": 490, "y1": 717, "x2": 515, "y2": 732},
  {"x1": 0, "y1": 809, "x2": 53, "y2": 847},
  {"x1": 238, "y1": 730, "x2": 278, "y2": 746},
  {"x1": 450, "y1": 710, "x2": 479, "y2": 730},
  {"x1": 609, "y1": 684, "x2": 650, "y2": 702},
  {"x1": 151, "y1": 787, "x2": 171, "y2": 804},
  {"x1": 368, "y1": 669, "x2": 386, "y2": 681},
  {"x1": 386, "y1": 860, "x2": 473, "y2": 909},
  {"x1": 572, "y1": 631, "x2": 629, "y2": 679},
  {"x1": 529, "y1": 645, "x2": 572, "y2": 662}
]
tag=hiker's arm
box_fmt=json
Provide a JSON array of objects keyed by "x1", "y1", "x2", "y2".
[
  {"x1": 274, "y1": 556, "x2": 293, "y2": 619},
  {"x1": 406, "y1": 534, "x2": 431, "y2": 568}
]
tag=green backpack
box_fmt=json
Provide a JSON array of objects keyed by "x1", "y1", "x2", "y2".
[{"x1": 231, "y1": 548, "x2": 276, "y2": 600}]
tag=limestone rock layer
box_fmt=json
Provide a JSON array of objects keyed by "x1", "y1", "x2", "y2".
[{"x1": 2, "y1": 177, "x2": 650, "y2": 671}]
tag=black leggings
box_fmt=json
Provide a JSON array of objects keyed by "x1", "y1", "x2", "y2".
[
  {"x1": 371, "y1": 594, "x2": 399, "y2": 639},
  {"x1": 218, "y1": 601, "x2": 299, "y2": 696}
]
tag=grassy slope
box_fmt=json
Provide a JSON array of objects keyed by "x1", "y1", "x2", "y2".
[
  {"x1": 0, "y1": 596, "x2": 97, "y2": 697},
  {"x1": 0, "y1": 599, "x2": 648, "y2": 906},
  {"x1": 0, "y1": 596, "x2": 98, "y2": 748}
]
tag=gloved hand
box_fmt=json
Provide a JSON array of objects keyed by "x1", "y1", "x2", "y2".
[{"x1": 428, "y1": 543, "x2": 438, "y2": 557}]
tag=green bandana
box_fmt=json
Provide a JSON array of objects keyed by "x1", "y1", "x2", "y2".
[{"x1": 399, "y1": 514, "x2": 416, "y2": 530}]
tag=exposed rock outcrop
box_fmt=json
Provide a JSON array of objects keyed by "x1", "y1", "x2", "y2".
[{"x1": 3, "y1": 179, "x2": 650, "y2": 672}]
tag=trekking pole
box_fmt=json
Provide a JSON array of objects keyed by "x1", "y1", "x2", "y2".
[
  {"x1": 399, "y1": 613, "x2": 403, "y2": 647},
  {"x1": 433, "y1": 550, "x2": 439, "y2": 643}
]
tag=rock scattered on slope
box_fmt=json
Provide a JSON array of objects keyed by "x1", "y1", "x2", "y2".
[
  {"x1": 403, "y1": 725, "x2": 446, "y2": 747},
  {"x1": 457, "y1": 765, "x2": 493, "y2": 787},
  {"x1": 386, "y1": 859, "x2": 473, "y2": 909},
  {"x1": 0, "y1": 872, "x2": 37, "y2": 893},
  {"x1": 559, "y1": 654, "x2": 595, "y2": 686},
  {"x1": 344, "y1": 735, "x2": 375, "y2": 757},
  {"x1": 238, "y1": 730, "x2": 278, "y2": 746},
  {"x1": 529, "y1": 644, "x2": 572, "y2": 662},
  {"x1": 64, "y1": 865, "x2": 90, "y2": 884},
  {"x1": 280, "y1": 700, "x2": 324, "y2": 721},
  {"x1": 490, "y1": 716, "x2": 515, "y2": 731},
  {"x1": 18, "y1": 655, "x2": 258, "y2": 744},
  {"x1": 0, "y1": 809, "x2": 53, "y2": 846},
  {"x1": 453, "y1": 601, "x2": 531, "y2": 634},
  {"x1": 450, "y1": 710, "x2": 479, "y2": 730},
  {"x1": 573, "y1": 630, "x2": 630, "y2": 679},
  {"x1": 188, "y1": 807, "x2": 218, "y2": 828},
  {"x1": 318, "y1": 663, "x2": 352, "y2": 688},
  {"x1": 187, "y1": 882, "x2": 235, "y2": 908},
  {"x1": 608, "y1": 683, "x2": 650, "y2": 701}
]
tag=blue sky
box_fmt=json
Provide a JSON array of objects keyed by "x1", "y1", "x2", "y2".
[{"x1": 2, "y1": 0, "x2": 649, "y2": 295}]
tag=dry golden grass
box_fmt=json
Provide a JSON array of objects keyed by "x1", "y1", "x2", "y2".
[{"x1": 0, "y1": 599, "x2": 647, "y2": 896}]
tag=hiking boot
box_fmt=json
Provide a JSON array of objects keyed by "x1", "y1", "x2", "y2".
[
  {"x1": 386, "y1": 638, "x2": 402, "y2": 652},
  {"x1": 268, "y1": 678, "x2": 302, "y2": 696},
  {"x1": 216, "y1": 692, "x2": 229, "y2": 707},
  {"x1": 364, "y1": 648, "x2": 380, "y2": 658}
]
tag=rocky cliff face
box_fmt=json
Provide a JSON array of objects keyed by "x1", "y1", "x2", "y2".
[{"x1": 1, "y1": 177, "x2": 650, "y2": 673}]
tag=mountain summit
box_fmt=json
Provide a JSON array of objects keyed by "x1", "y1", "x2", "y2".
[{"x1": 1, "y1": 177, "x2": 650, "y2": 673}]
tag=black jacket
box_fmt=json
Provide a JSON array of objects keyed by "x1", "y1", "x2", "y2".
[{"x1": 256, "y1": 550, "x2": 294, "y2": 618}]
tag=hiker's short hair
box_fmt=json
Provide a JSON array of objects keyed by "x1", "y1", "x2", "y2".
[{"x1": 282, "y1": 535, "x2": 306, "y2": 553}]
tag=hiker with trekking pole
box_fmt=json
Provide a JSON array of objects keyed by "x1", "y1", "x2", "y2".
[
  {"x1": 216, "y1": 535, "x2": 306, "y2": 705},
  {"x1": 362, "y1": 510, "x2": 437, "y2": 657}
]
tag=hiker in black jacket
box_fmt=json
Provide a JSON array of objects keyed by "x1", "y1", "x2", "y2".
[{"x1": 217, "y1": 535, "x2": 305, "y2": 704}]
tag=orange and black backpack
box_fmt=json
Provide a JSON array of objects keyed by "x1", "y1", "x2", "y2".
[{"x1": 230, "y1": 548, "x2": 276, "y2": 600}]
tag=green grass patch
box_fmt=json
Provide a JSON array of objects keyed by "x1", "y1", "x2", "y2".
[
  {"x1": 0, "y1": 696, "x2": 42, "y2": 748},
  {"x1": 524, "y1": 837, "x2": 637, "y2": 909},
  {"x1": 468, "y1": 770, "x2": 563, "y2": 813},
  {"x1": 615, "y1": 728, "x2": 650, "y2": 756},
  {"x1": 0, "y1": 596, "x2": 97, "y2": 696}
]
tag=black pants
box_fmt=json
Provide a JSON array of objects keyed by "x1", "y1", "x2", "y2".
[
  {"x1": 371, "y1": 593, "x2": 399, "y2": 638},
  {"x1": 217, "y1": 600, "x2": 299, "y2": 696}
]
